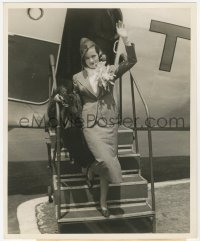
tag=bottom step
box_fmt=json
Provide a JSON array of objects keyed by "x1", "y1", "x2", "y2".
[{"x1": 58, "y1": 202, "x2": 154, "y2": 224}]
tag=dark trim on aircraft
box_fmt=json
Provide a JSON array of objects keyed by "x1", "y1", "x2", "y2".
[
  {"x1": 8, "y1": 126, "x2": 190, "y2": 131},
  {"x1": 8, "y1": 97, "x2": 49, "y2": 105}
]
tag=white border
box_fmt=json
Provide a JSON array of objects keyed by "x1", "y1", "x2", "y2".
[{"x1": 3, "y1": 1, "x2": 198, "y2": 240}]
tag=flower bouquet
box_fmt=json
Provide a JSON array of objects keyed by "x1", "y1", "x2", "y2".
[{"x1": 96, "y1": 62, "x2": 116, "y2": 91}]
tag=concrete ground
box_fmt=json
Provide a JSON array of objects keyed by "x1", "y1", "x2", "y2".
[{"x1": 8, "y1": 194, "x2": 46, "y2": 234}]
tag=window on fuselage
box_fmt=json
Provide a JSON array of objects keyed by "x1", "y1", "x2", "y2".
[{"x1": 8, "y1": 34, "x2": 59, "y2": 102}]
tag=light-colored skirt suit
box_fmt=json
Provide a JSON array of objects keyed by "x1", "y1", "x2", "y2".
[{"x1": 73, "y1": 44, "x2": 137, "y2": 183}]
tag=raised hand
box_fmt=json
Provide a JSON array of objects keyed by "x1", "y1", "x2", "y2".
[{"x1": 116, "y1": 20, "x2": 128, "y2": 39}]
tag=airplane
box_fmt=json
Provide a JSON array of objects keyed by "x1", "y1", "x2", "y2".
[
  {"x1": 7, "y1": 6, "x2": 191, "y2": 162},
  {"x1": 6, "y1": 4, "x2": 193, "y2": 234}
]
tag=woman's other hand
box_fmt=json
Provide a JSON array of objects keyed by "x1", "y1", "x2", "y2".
[{"x1": 54, "y1": 94, "x2": 64, "y2": 103}]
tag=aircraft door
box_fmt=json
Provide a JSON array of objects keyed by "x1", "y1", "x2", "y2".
[{"x1": 56, "y1": 8, "x2": 122, "y2": 89}]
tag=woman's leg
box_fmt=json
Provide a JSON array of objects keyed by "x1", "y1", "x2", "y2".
[
  {"x1": 100, "y1": 177, "x2": 109, "y2": 209},
  {"x1": 99, "y1": 177, "x2": 110, "y2": 217}
]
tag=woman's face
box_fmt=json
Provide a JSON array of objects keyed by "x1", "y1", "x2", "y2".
[{"x1": 84, "y1": 46, "x2": 99, "y2": 69}]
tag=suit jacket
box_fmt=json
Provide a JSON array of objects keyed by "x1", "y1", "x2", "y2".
[{"x1": 73, "y1": 44, "x2": 137, "y2": 128}]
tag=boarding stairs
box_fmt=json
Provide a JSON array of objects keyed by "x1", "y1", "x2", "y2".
[{"x1": 46, "y1": 55, "x2": 156, "y2": 232}]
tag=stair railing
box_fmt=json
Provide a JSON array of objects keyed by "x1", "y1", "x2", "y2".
[
  {"x1": 129, "y1": 73, "x2": 139, "y2": 153},
  {"x1": 129, "y1": 71, "x2": 155, "y2": 214},
  {"x1": 49, "y1": 54, "x2": 62, "y2": 219},
  {"x1": 49, "y1": 51, "x2": 155, "y2": 226},
  {"x1": 117, "y1": 53, "x2": 156, "y2": 230}
]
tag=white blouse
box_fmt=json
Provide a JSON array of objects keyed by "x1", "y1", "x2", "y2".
[{"x1": 85, "y1": 67, "x2": 100, "y2": 95}]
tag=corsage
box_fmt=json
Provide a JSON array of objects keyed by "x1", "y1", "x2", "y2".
[{"x1": 96, "y1": 62, "x2": 116, "y2": 91}]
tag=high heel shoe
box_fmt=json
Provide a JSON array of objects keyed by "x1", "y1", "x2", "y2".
[
  {"x1": 86, "y1": 166, "x2": 94, "y2": 189},
  {"x1": 99, "y1": 207, "x2": 110, "y2": 218}
]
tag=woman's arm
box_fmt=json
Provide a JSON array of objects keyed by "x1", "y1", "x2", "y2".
[
  {"x1": 114, "y1": 21, "x2": 137, "y2": 79},
  {"x1": 47, "y1": 87, "x2": 64, "y2": 126},
  {"x1": 114, "y1": 44, "x2": 137, "y2": 79},
  {"x1": 73, "y1": 77, "x2": 79, "y2": 93},
  {"x1": 73, "y1": 75, "x2": 84, "y2": 107}
]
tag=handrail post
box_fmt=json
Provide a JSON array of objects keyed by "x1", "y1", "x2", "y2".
[
  {"x1": 119, "y1": 77, "x2": 122, "y2": 125},
  {"x1": 147, "y1": 124, "x2": 156, "y2": 232},
  {"x1": 49, "y1": 54, "x2": 62, "y2": 220},
  {"x1": 148, "y1": 128, "x2": 155, "y2": 210},
  {"x1": 49, "y1": 54, "x2": 57, "y2": 91},
  {"x1": 130, "y1": 72, "x2": 139, "y2": 153},
  {"x1": 48, "y1": 57, "x2": 52, "y2": 101},
  {"x1": 56, "y1": 103, "x2": 61, "y2": 220},
  {"x1": 48, "y1": 76, "x2": 52, "y2": 102}
]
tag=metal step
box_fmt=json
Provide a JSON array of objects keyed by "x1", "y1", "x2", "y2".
[
  {"x1": 118, "y1": 129, "x2": 134, "y2": 146},
  {"x1": 53, "y1": 174, "x2": 148, "y2": 205},
  {"x1": 60, "y1": 198, "x2": 148, "y2": 209},
  {"x1": 60, "y1": 169, "x2": 139, "y2": 179},
  {"x1": 57, "y1": 201, "x2": 154, "y2": 224},
  {"x1": 53, "y1": 148, "x2": 139, "y2": 162},
  {"x1": 118, "y1": 149, "x2": 139, "y2": 157},
  {"x1": 55, "y1": 154, "x2": 141, "y2": 175}
]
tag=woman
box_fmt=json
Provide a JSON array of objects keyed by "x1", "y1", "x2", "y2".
[
  {"x1": 72, "y1": 21, "x2": 137, "y2": 217},
  {"x1": 48, "y1": 85, "x2": 95, "y2": 169}
]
